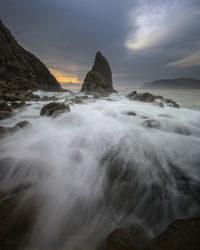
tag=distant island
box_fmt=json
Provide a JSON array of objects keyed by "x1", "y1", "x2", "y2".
[{"x1": 142, "y1": 78, "x2": 200, "y2": 89}]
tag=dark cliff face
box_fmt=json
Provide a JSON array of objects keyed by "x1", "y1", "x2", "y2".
[
  {"x1": 81, "y1": 51, "x2": 116, "y2": 93},
  {"x1": 0, "y1": 20, "x2": 62, "y2": 91}
]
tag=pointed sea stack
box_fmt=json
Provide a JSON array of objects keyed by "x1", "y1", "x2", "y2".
[
  {"x1": 81, "y1": 51, "x2": 117, "y2": 93},
  {"x1": 0, "y1": 19, "x2": 62, "y2": 91}
]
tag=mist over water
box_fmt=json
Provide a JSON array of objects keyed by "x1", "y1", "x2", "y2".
[{"x1": 1, "y1": 90, "x2": 200, "y2": 249}]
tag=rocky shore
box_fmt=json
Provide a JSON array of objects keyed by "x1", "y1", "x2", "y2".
[
  {"x1": 0, "y1": 184, "x2": 199, "y2": 250},
  {"x1": 0, "y1": 18, "x2": 198, "y2": 250},
  {"x1": 0, "y1": 87, "x2": 198, "y2": 250}
]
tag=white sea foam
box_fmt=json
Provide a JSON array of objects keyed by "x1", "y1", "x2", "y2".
[{"x1": 0, "y1": 91, "x2": 200, "y2": 249}]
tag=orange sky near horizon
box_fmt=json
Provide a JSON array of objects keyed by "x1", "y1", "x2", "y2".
[{"x1": 49, "y1": 68, "x2": 82, "y2": 84}]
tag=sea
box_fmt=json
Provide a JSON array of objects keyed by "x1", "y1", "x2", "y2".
[{"x1": 0, "y1": 88, "x2": 200, "y2": 249}]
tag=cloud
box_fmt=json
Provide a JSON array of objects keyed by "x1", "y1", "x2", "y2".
[
  {"x1": 167, "y1": 50, "x2": 200, "y2": 68},
  {"x1": 0, "y1": 0, "x2": 200, "y2": 85},
  {"x1": 126, "y1": 0, "x2": 200, "y2": 51}
]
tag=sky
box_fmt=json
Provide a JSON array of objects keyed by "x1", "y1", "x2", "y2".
[{"x1": 1, "y1": 0, "x2": 200, "y2": 87}]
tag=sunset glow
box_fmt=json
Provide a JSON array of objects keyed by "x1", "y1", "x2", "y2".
[{"x1": 49, "y1": 68, "x2": 82, "y2": 84}]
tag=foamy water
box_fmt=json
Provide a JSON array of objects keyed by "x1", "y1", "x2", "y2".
[{"x1": 0, "y1": 91, "x2": 200, "y2": 249}]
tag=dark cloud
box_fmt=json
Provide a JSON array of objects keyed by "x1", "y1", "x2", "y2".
[{"x1": 0, "y1": 0, "x2": 200, "y2": 86}]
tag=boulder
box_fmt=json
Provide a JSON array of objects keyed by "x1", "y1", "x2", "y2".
[
  {"x1": 0, "y1": 120, "x2": 31, "y2": 136},
  {"x1": 1, "y1": 91, "x2": 42, "y2": 102},
  {"x1": 104, "y1": 225, "x2": 150, "y2": 250},
  {"x1": 0, "y1": 111, "x2": 12, "y2": 120},
  {"x1": 147, "y1": 217, "x2": 200, "y2": 250},
  {"x1": 40, "y1": 102, "x2": 70, "y2": 117},
  {"x1": 0, "y1": 101, "x2": 12, "y2": 112},
  {"x1": 125, "y1": 111, "x2": 136, "y2": 116},
  {"x1": 143, "y1": 119, "x2": 160, "y2": 129},
  {"x1": 0, "y1": 191, "x2": 41, "y2": 250},
  {"x1": 10, "y1": 101, "x2": 26, "y2": 109},
  {"x1": 126, "y1": 91, "x2": 180, "y2": 108},
  {"x1": 41, "y1": 95, "x2": 58, "y2": 102},
  {"x1": 81, "y1": 51, "x2": 117, "y2": 93}
]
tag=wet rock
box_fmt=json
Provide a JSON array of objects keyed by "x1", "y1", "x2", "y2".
[
  {"x1": 41, "y1": 95, "x2": 58, "y2": 102},
  {"x1": 0, "y1": 120, "x2": 31, "y2": 136},
  {"x1": 68, "y1": 98, "x2": 84, "y2": 104},
  {"x1": 143, "y1": 119, "x2": 160, "y2": 129},
  {"x1": 81, "y1": 51, "x2": 117, "y2": 93},
  {"x1": 77, "y1": 96, "x2": 89, "y2": 100},
  {"x1": 40, "y1": 102, "x2": 70, "y2": 117},
  {"x1": 66, "y1": 96, "x2": 92, "y2": 105},
  {"x1": 125, "y1": 111, "x2": 136, "y2": 116},
  {"x1": 10, "y1": 101, "x2": 26, "y2": 109},
  {"x1": 15, "y1": 120, "x2": 31, "y2": 128},
  {"x1": 0, "y1": 125, "x2": 8, "y2": 135},
  {"x1": 93, "y1": 92, "x2": 110, "y2": 98},
  {"x1": 105, "y1": 228, "x2": 136, "y2": 250},
  {"x1": 0, "y1": 101, "x2": 12, "y2": 112},
  {"x1": 163, "y1": 98, "x2": 180, "y2": 108},
  {"x1": 147, "y1": 217, "x2": 200, "y2": 250},
  {"x1": 0, "y1": 191, "x2": 41, "y2": 250},
  {"x1": 105, "y1": 225, "x2": 150, "y2": 250},
  {"x1": 126, "y1": 91, "x2": 180, "y2": 108},
  {"x1": 127, "y1": 91, "x2": 156, "y2": 103},
  {"x1": 0, "y1": 111, "x2": 12, "y2": 120},
  {"x1": 158, "y1": 102, "x2": 164, "y2": 108},
  {"x1": 1, "y1": 91, "x2": 42, "y2": 102}
]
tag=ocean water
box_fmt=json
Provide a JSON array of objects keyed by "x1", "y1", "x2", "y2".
[{"x1": 0, "y1": 89, "x2": 200, "y2": 249}]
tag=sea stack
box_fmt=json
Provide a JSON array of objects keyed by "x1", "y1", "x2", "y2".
[
  {"x1": 81, "y1": 51, "x2": 117, "y2": 93},
  {"x1": 0, "y1": 19, "x2": 62, "y2": 91}
]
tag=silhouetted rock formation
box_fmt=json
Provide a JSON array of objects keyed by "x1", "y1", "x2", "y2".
[
  {"x1": 126, "y1": 91, "x2": 180, "y2": 108},
  {"x1": 142, "y1": 78, "x2": 200, "y2": 89},
  {"x1": 0, "y1": 19, "x2": 62, "y2": 91},
  {"x1": 81, "y1": 51, "x2": 116, "y2": 93}
]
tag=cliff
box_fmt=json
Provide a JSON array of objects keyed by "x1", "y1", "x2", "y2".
[{"x1": 0, "y1": 20, "x2": 62, "y2": 91}]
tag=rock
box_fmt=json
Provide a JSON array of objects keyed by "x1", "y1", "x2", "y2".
[
  {"x1": 93, "y1": 92, "x2": 110, "y2": 98},
  {"x1": 0, "y1": 120, "x2": 31, "y2": 136},
  {"x1": 147, "y1": 217, "x2": 200, "y2": 250},
  {"x1": 126, "y1": 91, "x2": 156, "y2": 102},
  {"x1": 143, "y1": 119, "x2": 160, "y2": 129},
  {"x1": 0, "y1": 19, "x2": 63, "y2": 91},
  {"x1": 77, "y1": 95, "x2": 89, "y2": 100},
  {"x1": 0, "y1": 91, "x2": 43, "y2": 102},
  {"x1": 81, "y1": 51, "x2": 117, "y2": 93},
  {"x1": 0, "y1": 191, "x2": 41, "y2": 250},
  {"x1": 0, "y1": 125, "x2": 8, "y2": 135},
  {"x1": 0, "y1": 101, "x2": 12, "y2": 112},
  {"x1": 105, "y1": 226, "x2": 150, "y2": 250},
  {"x1": 0, "y1": 111, "x2": 12, "y2": 120},
  {"x1": 41, "y1": 95, "x2": 58, "y2": 102},
  {"x1": 40, "y1": 102, "x2": 70, "y2": 117},
  {"x1": 126, "y1": 91, "x2": 180, "y2": 108},
  {"x1": 15, "y1": 120, "x2": 31, "y2": 128},
  {"x1": 68, "y1": 98, "x2": 84, "y2": 104},
  {"x1": 10, "y1": 101, "x2": 26, "y2": 109},
  {"x1": 125, "y1": 111, "x2": 136, "y2": 116},
  {"x1": 158, "y1": 102, "x2": 164, "y2": 108},
  {"x1": 163, "y1": 98, "x2": 180, "y2": 108},
  {"x1": 105, "y1": 228, "x2": 136, "y2": 250}
]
